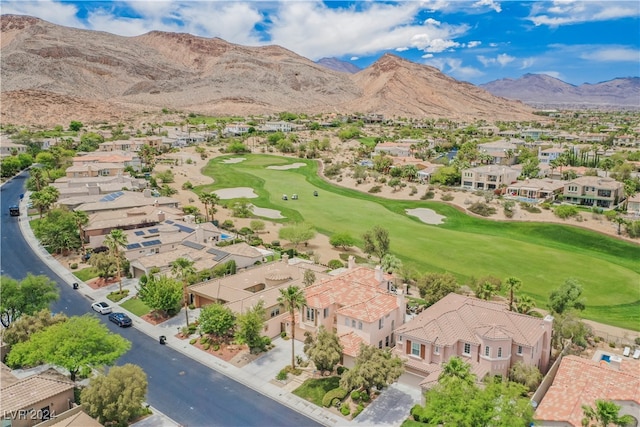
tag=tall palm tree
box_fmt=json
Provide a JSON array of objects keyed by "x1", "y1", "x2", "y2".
[
  {"x1": 505, "y1": 277, "x2": 522, "y2": 311},
  {"x1": 278, "y1": 285, "x2": 306, "y2": 369},
  {"x1": 103, "y1": 229, "x2": 128, "y2": 294},
  {"x1": 515, "y1": 295, "x2": 537, "y2": 316},
  {"x1": 171, "y1": 257, "x2": 196, "y2": 326},
  {"x1": 581, "y1": 399, "x2": 635, "y2": 427},
  {"x1": 72, "y1": 210, "x2": 89, "y2": 256}
]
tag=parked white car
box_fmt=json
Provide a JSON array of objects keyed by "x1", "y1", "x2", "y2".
[{"x1": 91, "y1": 301, "x2": 112, "y2": 314}]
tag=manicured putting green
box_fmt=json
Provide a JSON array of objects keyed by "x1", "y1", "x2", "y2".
[{"x1": 197, "y1": 155, "x2": 640, "y2": 331}]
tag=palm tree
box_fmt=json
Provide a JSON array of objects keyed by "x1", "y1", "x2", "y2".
[
  {"x1": 475, "y1": 282, "x2": 496, "y2": 301},
  {"x1": 505, "y1": 277, "x2": 522, "y2": 311},
  {"x1": 438, "y1": 356, "x2": 475, "y2": 385},
  {"x1": 581, "y1": 399, "x2": 635, "y2": 427},
  {"x1": 29, "y1": 167, "x2": 47, "y2": 192},
  {"x1": 170, "y1": 257, "x2": 196, "y2": 326},
  {"x1": 515, "y1": 295, "x2": 537, "y2": 316},
  {"x1": 199, "y1": 192, "x2": 211, "y2": 222},
  {"x1": 72, "y1": 210, "x2": 89, "y2": 256},
  {"x1": 278, "y1": 285, "x2": 306, "y2": 369},
  {"x1": 103, "y1": 229, "x2": 128, "y2": 294}
]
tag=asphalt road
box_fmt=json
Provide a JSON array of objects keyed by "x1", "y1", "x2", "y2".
[{"x1": 0, "y1": 171, "x2": 321, "y2": 427}]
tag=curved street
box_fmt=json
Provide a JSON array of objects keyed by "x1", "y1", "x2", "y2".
[{"x1": 0, "y1": 171, "x2": 322, "y2": 427}]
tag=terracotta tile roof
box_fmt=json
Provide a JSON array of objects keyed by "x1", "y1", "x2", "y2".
[
  {"x1": 0, "y1": 375, "x2": 74, "y2": 412},
  {"x1": 535, "y1": 355, "x2": 640, "y2": 427},
  {"x1": 339, "y1": 332, "x2": 366, "y2": 357},
  {"x1": 395, "y1": 293, "x2": 548, "y2": 346},
  {"x1": 305, "y1": 267, "x2": 398, "y2": 322}
]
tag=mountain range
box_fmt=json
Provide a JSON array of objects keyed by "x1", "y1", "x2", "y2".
[{"x1": 1, "y1": 14, "x2": 634, "y2": 128}]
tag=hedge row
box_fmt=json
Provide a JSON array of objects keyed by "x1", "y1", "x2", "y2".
[{"x1": 322, "y1": 387, "x2": 348, "y2": 407}]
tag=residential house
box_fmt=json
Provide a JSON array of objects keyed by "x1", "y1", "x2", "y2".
[
  {"x1": 300, "y1": 259, "x2": 406, "y2": 367},
  {"x1": 58, "y1": 188, "x2": 179, "y2": 213},
  {"x1": 477, "y1": 140, "x2": 519, "y2": 165},
  {"x1": 0, "y1": 365, "x2": 75, "y2": 427},
  {"x1": 534, "y1": 355, "x2": 640, "y2": 427},
  {"x1": 51, "y1": 174, "x2": 148, "y2": 200},
  {"x1": 189, "y1": 255, "x2": 331, "y2": 339},
  {"x1": 393, "y1": 293, "x2": 553, "y2": 390},
  {"x1": 538, "y1": 146, "x2": 566, "y2": 165},
  {"x1": 97, "y1": 136, "x2": 162, "y2": 152},
  {"x1": 373, "y1": 142, "x2": 414, "y2": 158},
  {"x1": 563, "y1": 176, "x2": 624, "y2": 209},
  {"x1": 260, "y1": 121, "x2": 292, "y2": 133},
  {"x1": 224, "y1": 123, "x2": 251, "y2": 136},
  {"x1": 0, "y1": 137, "x2": 28, "y2": 158},
  {"x1": 627, "y1": 194, "x2": 640, "y2": 216},
  {"x1": 461, "y1": 165, "x2": 519, "y2": 191},
  {"x1": 505, "y1": 179, "x2": 565, "y2": 202},
  {"x1": 72, "y1": 151, "x2": 142, "y2": 172},
  {"x1": 64, "y1": 162, "x2": 125, "y2": 179}
]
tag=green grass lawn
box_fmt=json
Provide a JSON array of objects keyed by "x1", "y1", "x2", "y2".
[
  {"x1": 74, "y1": 267, "x2": 99, "y2": 282},
  {"x1": 196, "y1": 154, "x2": 640, "y2": 331},
  {"x1": 292, "y1": 376, "x2": 341, "y2": 406},
  {"x1": 120, "y1": 298, "x2": 150, "y2": 317}
]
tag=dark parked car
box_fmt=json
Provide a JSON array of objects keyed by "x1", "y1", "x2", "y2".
[{"x1": 108, "y1": 312, "x2": 132, "y2": 327}]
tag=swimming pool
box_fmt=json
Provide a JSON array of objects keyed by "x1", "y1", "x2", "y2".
[
  {"x1": 221, "y1": 234, "x2": 231, "y2": 240},
  {"x1": 600, "y1": 354, "x2": 611, "y2": 363}
]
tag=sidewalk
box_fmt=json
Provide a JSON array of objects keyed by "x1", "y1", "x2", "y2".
[{"x1": 17, "y1": 194, "x2": 420, "y2": 427}]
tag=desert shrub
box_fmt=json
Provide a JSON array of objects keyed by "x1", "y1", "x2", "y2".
[
  {"x1": 271, "y1": 240, "x2": 280, "y2": 247},
  {"x1": 324, "y1": 164, "x2": 342, "y2": 178},
  {"x1": 322, "y1": 387, "x2": 348, "y2": 407},
  {"x1": 212, "y1": 343, "x2": 220, "y2": 351},
  {"x1": 189, "y1": 338, "x2": 198, "y2": 345},
  {"x1": 541, "y1": 202, "x2": 552, "y2": 210},
  {"x1": 520, "y1": 202, "x2": 542, "y2": 213},
  {"x1": 625, "y1": 220, "x2": 640, "y2": 238},
  {"x1": 327, "y1": 259, "x2": 344, "y2": 270},
  {"x1": 340, "y1": 404, "x2": 351, "y2": 416},
  {"x1": 441, "y1": 192, "x2": 454, "y2": 201},
  {"x1": 182, "y1": 181, "x2": 193, "y2": 190},
  {"x1": 604, "y1": 210, "x2": 619, "y2": 221},
  {"x1": 200, "y1": 336, "x2": 211, "y2": 345},
  {"x1": 70, "y1": 263, "x2": 78, "y2": 270},
  {"x1": 350, "y1": 390, "x2": 361, "y2": 401},
  {"x1": 378, "y1": 177, "x2": 387, "y2": 184},
  {"x1": 409, "y1": 186, "x2": 417, "y2": 196},
  {"x1": 609, "y1": 342, "x2": 616, "y2": 348},
  {"x1": 353, "y1": 403, "x2": 365, "y2": 418},
  {"x1": 554, "y1": 205, "x2": 579, "y2": 219},
  {"x1": 503, "y1": 200, "x2": 516, "y2": 218},
  {"x1": 421, "y1": 190, "x2": 435, "y2": 200},
  {"x1": 468, "y1": 202, "x2": 496, "y2": 217},
  {"x1": 276, "y1": 369, "x2": 288, "y2": 381},
  {"x1": 635, "y1": 337, "x2": 640, "y2": 346},
  {"x1": 202, "y1": 342, "x2": 210, "y2": 351},
  {"x1": 368, "y1": 185, "x2": 382, "y2": 193}
]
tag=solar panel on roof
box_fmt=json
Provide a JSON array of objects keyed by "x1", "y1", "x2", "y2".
[
  {"x1": 126, "y1": 243, "x2": 141, "y2": 249},
  {"x1": 141, "y1": 239, "x2": 161, "y2": 247},
  {"x1": 182, "y1": 241, "x2": 205, "y2": 250},
  {"x1": 148, "y1": 228, "x2": 159, "y2": 234},
  {"x1": 174, "y1": 223, "x2": 194, "y2": 233},
  {"x1": 99, "y1": 191, "x2": 125, "y2": 202},
  {"x1": 165, "y1": 220, "x2": 174, "y2": 224},
  {"x1": 134, "y1": 231, "x2": 145, "y2": 236}
]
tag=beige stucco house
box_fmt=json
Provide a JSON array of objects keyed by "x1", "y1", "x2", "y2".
[
  {"x1": 393, "y1": 293, "x2": 553, "y2": 390},
  {"x1": 461, "y1": 165, "x2": 519, "y2": 191},
  {"x1": 563, "y1": 176, "x2": 624, "y2": 209},
  {"x1": 505, "y1": 178, "x2": 565, "y2": 201}
]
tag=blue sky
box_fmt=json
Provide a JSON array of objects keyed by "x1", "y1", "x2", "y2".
[{"x1": 2, "y1": 1, "x2": 639, "y2": 85}]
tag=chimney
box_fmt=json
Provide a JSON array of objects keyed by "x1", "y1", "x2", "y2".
[
  {"x1": 348, "y1": 255, "x2": 356, "y2": 270},
  {"x1": 157, "y1": 211, "x2": 165, "y2": 222},
  {"x1": 375, "y1": 265, "x2": 383, "y2": 284},
  {"x1": 282, "y1": 253, "x2": 289, "y2": 264},
  {"x1": 143, "y1": 188, "x2": 152, "y2": 198},
  {"x1": 195, "y1": 226, "x2": 204, "y2": 243},
  {"x1": 396, "y1": 288, "x2": 406, "y2": 320},
  {"x1": 154, "y1": 199, "x2": 159, "y2": 207}
]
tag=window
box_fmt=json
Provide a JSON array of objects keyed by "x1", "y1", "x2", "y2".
[
  {"x1": 385, "y1": 336, "x2": 389, "y2": 347},
  {"x1": 306, "y1": 307, "x2": 315, "y2": 322},
  {"x1": 411, "y1": 342, "x2": 420, "y2": 356},
  {"x1": 434, "y1": 345, "x2": 440, "y2": 355},
  {"x1": 517, "y1": 345, "x2": 523, "y2": 355},
  {"x1": 379, "y1": 340, "x2": 383, "y2": 349},
  {"x1": 352, "y1": 319, "x2": 356, "y2": 328},
  {"x1": 323, "y1": 308, "x2": 329, "y2": 318},
  {"x1": 358, "y1": 321, "x2": 363, "y2": 330},
  {"x1": 463, "y1": 343, "x2": 471, "y2": 355},
  {"x1": 378, "y1": 318, "x2": 384, "y2": 329},
  {"x1": 498, "y1": 347, "x2": 502, "y2": 358},
  {"x1": 270, "y1": 307, "x2": 280, "y2": 318},
  {"x1": 485, "y1": 346, "x2": 490, "y2": 357}
]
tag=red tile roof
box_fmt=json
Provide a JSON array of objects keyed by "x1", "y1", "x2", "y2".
[
  {"x1": 535, "y1": 355, "x2": 640, "y2": 427},
  {"x1": 339, "y1": 332, "x2": 366, "y2": 357}
]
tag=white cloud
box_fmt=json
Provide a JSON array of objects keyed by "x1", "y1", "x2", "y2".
[
  {"x1": 473, "y1": 0, "x2": 502, "y2": 13},
  {"x1": 350, "y1": 56, "x2": 359, "y2": 61},
  {"x1": 466, "y1": 41, "x2": 482, "y2": 48},
  {"x1": 520, "y1": 57, "x2": 536, "y2": 69},
  {"x1": 496, "y1": 53, "x2": 514, "y2": 66},
  {"x1": 396, "y1": 47, "x2": 409, "y2": 52},
  {"x1": 528, "y1": 1, "x2": 639, "y2": 27},
  {"x1": 477, "y1": 53, "x2": 514, "y2": 67},
  {"x1": 580, "y1": 47, "x2": 640, "y2": 62},
  {"x1": 0, "y1": 0, "x2": 84, "y2": 29},
  {"x1": 422, "y1": 53, "x2": 434, "y2": 59},
  {"x1": 425, "y1": 57, "x2": 483, "y2": 79}
]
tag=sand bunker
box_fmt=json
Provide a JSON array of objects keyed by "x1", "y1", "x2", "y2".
[
  {"x1": 222, "y1": 157, "x2": 247, "y2": 164},
  {"x1": 251, "y1": 205, "x2": 285, "y2": 219},
  {"x1": 266, "y1": 162, "x2": 306, "y2": 170},
  {"x1": 406, "y1": 208, "x2": 446, "y2": 225},
  {"x1": 214, "y1": 187, "x2": 258, "y2": 199}
]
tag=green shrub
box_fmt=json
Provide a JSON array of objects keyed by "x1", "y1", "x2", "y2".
[
  {"x1": 626, "y1": 220, "x2": 640, "y2": 238},
  {"x1": 360, "y1": 392, "x2": 370, "y2": 402},
  {"x1": 327, "y1": 259, "x2": 344, "y2": 270},
  {"x1": 368, "y1": 185, "x2": 382, "y2": 193},
  {"x1": 353, "y1": 403, "x2": 365, "y2": 418},
  {"x1": 541, "y1": 202, "x2": 552, "y2": 210},
  {"x1": 340, "y1": 404, "x2": 351, "y2": 416},
  {"x1": 107, "y1": 289, "x2": 129, "y2": 302},
  {"x1": 280, "y1": 331, "x2": 287, "y2": 339},
  {"x1": 276, "y1": 369, "x2": 288, "y2": 381},
  {"x1": 202, "y1": 343, "x2": 210, "y2": 350},
  {"x1": 420, "y1": 190, "x2": 435, "y2": 200},
  {"x1": 468, "y1": 202, "x2": 496, "y2": 217},
  {"x1": 520, "y1": 202, "x2": 542, "y2": 213},
  {"x1": 322, "y1": 387, "x2": 348, "y2": 407},
  {"x1": 271, "y1": 240, "x2": 281, "y2": 247},
  {"x1": 554, "y1": 205, "x2": 579, "y2": 219},
  {"x1": 411, "y1": 404, "x2": 429, "y2": 423},
  {"x1": 350, "y1": 390, "x2": 361, "y2": 401},
  {"x1": 200, "y1": 336, "x2": 211, "y2": 345},
  {"x1": 635, "y1": 337, "x2": 640, "y2": 346},
  {"x1": 212, "y1": 343, "x2": 220, "y2": 351},
  {"x1": 70, "y1": 263, "x2": 78, "y2": 270},
  {"x1": 182, "y1": 181, "x2": 193, "y2": 190},
  {"x1": 409, "y1": 186, "x2": 417, "y2": 196},
  {"x1": 189, "y1": 338, "x2": 198, "y2": 345},
  {"x1": 609, "y1": 342, "x2": 616, "y2": 348},
  {"x1": 441, "y1": 193, "x2": 454, "y2": 201},
  {"x1": 336, "y1": 366, "x2": 347, "y2": 375}
]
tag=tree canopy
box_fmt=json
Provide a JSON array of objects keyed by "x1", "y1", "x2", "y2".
[
  {"x1": 198, "y1": 303, "x2": 236, "y2": 339},
  {"x1": 362, "y1": 225, "x2": 390, "y2": 263},
  {"x1": 339, "y1": 344, "x2": 404, "y2": 394},
  {"x1": 548, "y1": 278, "x2": 586, "y2": 314},
  {"x1": 0, "y1": 274, "x2": 59, "y2": 327},
  {"x1": 137, "y1": 275, "x2": 183, "y2": 317},
  {"x1": 234, "y1": 300, "x2": 266, "y2": 353},
  {"x1": 416, "y1": 272, "x2": 460, "y2": 307},
  {"x1": 6, "y1": 315, "x2": 130, "y2": 381},
  {"x1": 329, "y1": 232, "x2": 356, "y2": 250},
  {"x1": 82, "y1": 364, "x2": 148, "y2": 427},
  {"x1": 304, "y1": 326, "x2": 343, "y2": 374},
  {"x1": 2, "y1": 309, "x2": 67, "y2": 346},
  {"x1": 278, "y1": 223, "x2": 316, "y2": 249}
]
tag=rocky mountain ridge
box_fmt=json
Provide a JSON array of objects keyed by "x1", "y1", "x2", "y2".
[{"x1": 1, "y1": 14, "x2": 538, "y2": 126}]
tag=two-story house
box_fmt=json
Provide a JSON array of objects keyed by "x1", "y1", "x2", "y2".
[
  {"x1": 537, "y1": 146, "x2": 566, "y2": 164},
  {"x1": 296, "y1": 258, "x2": 406, "y2": 367},
  {"x1": 563, "y1": 176, "x2": 624, "y2": 209},
  {"x1": 505, "y1": 178, "x2": 565, "y2": 202},
  {"x1": 393, "y1": 293, "x2": 553, "y2": 390},
  {"x1": 461, "y1": 165, "x2": 519, "y2": 191},
  {"x1": 373, "y1": 142, "x2": 414, "y2": 158}
]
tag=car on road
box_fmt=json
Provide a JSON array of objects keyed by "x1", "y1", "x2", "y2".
[
  {"x1": 108, "y1": 312, "x2": 132, "y2": 327},
  {"x1": 91, "y1": 301, "x2": 112, "y2": 314}
]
